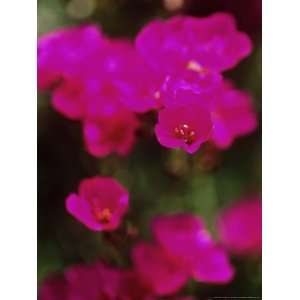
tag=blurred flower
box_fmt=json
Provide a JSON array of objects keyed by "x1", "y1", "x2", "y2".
[
  {"x1": 135, "y1": 13, "x2": 252, "y2": 75},
  {"x1": 110, "y1": 47, "x2": 163, "y2": 113},
  {"x1": 132, "y1": 242, "x2": 189, "y2": 296},
  {"x1": 151, "y1": 213, "x2": 235, "y2": 283},
  {"x1": 37, "y1": 25, "x2": 104, "y2": 92},
  {"x1": 65, "y1": 262, "x2": 119, "y2": 299},
  {"x1": 154, "y1": 96, "x2": 212, "y2": 153},
  {"x1": 65, "y1": 177, "x2": 129, "y2": 231},
  {"x1": 39, "y1": 262, "x2": 154, "y2": 300},
  {"x1": 82, "y1": 86, "x2": 140, "y2": 157},
  {"x1": 51, "y1": 76, "x2": 86, "y2": 120},
  {"x1": 217, "y1": 197, "x2": 262, "y2": 255},
  {"x1": 210, "y1": 80, "x2": 257, "y2": 149},
  {"x1": 38, "y1": 27, "x2": 160, "y2": 117}
]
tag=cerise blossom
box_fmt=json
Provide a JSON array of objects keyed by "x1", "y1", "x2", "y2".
[
  {"x1": 210, "y1": 80, "x2": 257, "y2": 148},
  {"x1": 39, "y1": 262, "x2": 155, "y2": 300},
  {"x1": 154, "y1": 94, "x2": 212, "y2": 153},
  {"x1": 151, "y1": 213, "x2": 235, "y2": 283},
  {"x1": 82, "y1": 89, "x2": 140, "y2": 157},
  {"x1": 217, "y1": 196, "x2": 262, "y2": 255},
  {"x1": 38, "y1": 25, "x2": 104, "y2": 91},
  {"x1": 135, "y1": 13, "x2": 252, "y2": 75},
  {"x1": 66, "y1": 177, "x2": 129, "y2": 231},
  {"x1": 132, "y1": 242, "x2": 189, "y2": 296}
]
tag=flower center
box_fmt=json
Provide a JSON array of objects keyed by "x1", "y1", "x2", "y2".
[
  {"x1": 94, "y1": 208, "x2": 112, "y2": 224},
  {"x1": 186, "y1": 60, "x2": 208, "y2": 75},
  {"x1": 174, "y1": 124, "x2": 196, "y2": 145}
]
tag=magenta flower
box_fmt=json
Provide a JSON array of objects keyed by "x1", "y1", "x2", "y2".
[
  {"x1": 135, "y1": 13, "x2": 252, "y2": 75},
  {"x1": 210, "y1": 81, "x2": 257, "y2": 149},
  {"x1": 39, "y1": 262, "x2": 155, "y2": 300},
  {"x1": 65, "y1": 177, "x2": 129, "y2": 231},
  {"x1": 154, "y1": 96, "x2": 212, "y2": 153},
  {"x1": 107, "y1": 44, "x2": 163, "y2": 113},
  {"x1": 82, "y1": 94, "x2": 140, "y2": 157},
  {"x1": 132, "y1": 242, "x2": 189, "y2": 296},
  {"x1": 65, "y1": 262, "x2": 122, "y2": 299},
  {"x1": 38, "y1": 25, "x2": 104, "y2": 91},
  {"x1": 151, "y1": 213, "x2": 235, "y2": 284},
  {"x1": 217, "y1": 197, "x2": 262, "y2": 256},
  {"x1": 50, "y1": 77, "x2": 87, "y2": 120}
]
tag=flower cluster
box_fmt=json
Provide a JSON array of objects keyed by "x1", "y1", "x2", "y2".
[
  {"x1": 38, "y1": 12, "x2": 257, "y2": 156},
  {"x1": 38, "y1": 262, "x2": 155, "y2": 300},
  {"x1": 39, "y1": 215, "x2": 234, "y2": 299},
  {"x1": 39, "y1": 261, "x2": 199, "y2": 300},
  {"x1": 132, "y1": 213, "x2": 234, "y2": 296},
  {"x1": 38, "y1": 10, "x2": 261, "y2": 300},
  {"x1": 47, "y1": 171, "x2": 262, "y2": 298}
]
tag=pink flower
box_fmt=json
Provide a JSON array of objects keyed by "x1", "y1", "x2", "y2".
[
  {"x1": 151, "y1": 213, "x2": 235, "y2": 284},
  {"x1": 50, "y1": 76, "x2": 87, "y2": 120},
  {"x1": 135, "y1": 13, "x2": 252, "y2": 75},
  {"x1": 107, "y1": 44, "x2": 163, "y2": 113},
  {"x1": 38, "y1": 26, "x2": 160, "y2": 119},
  {"x1": 65, "y1": 262, "x2": 123, "y2": 299},
  {"x1": 39, "y1": 262, "x2": 155, "y2": 300},
  {"x1": 38, "y1": 25, "x2": 104, "y2": 91},
  {"x1": 217, "y1": 197, "x2": 262, "y2": 256},
  {"x1": 65, "y1": 177, "x2": 129, "y2": 231},
  {"x1": 82, "y1": 92, "x2": 140, "y2": 157},
  {"x1": 154, "y1": 95, "x2": 212, "y2": 153},
  {"x1": 132, "y1": 242, "x2": 189, "y2": 296},
  {"x1": 210, "y1": 81, "x2": 257, "y2": 149}
]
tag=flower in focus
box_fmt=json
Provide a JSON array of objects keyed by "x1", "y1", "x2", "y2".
[
  {"x1": 132, "y1": 242, "x2": 189, "y2": 296},
  {"x1": 135, "y1": 13, "x2": 252, "y2": 75},
  {"x1": 65, "y1": 177, "x2": 129, "y2": 231},
  {"x1": 217, "y1": 196, "x2": 262, "y2": 256},
  {"x1": 151, "y1": 213, "x2": 235, "y2": 283},
  {"x1": 154, "y1": 97, "x2": 212, "y2": 153},
  {"x1": 210, "y1": 80, "x2": 257, "y2": 149}
]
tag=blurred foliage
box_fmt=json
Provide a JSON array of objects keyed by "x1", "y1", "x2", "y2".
[{"x1": 38, "y1": 0, "x2": 262, "y2": 298}]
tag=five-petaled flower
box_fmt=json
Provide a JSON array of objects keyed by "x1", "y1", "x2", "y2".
[
  {"x1": 66, "y1": 177, "x2": 129, "y2": 231},
  {"x1": 154, "y1": 96, "x2": 213, "y2": 153}
]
